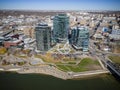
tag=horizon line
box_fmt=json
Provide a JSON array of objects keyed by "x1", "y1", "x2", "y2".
[{"x1": 0, "y1": 9, "x2": 120, "y2": 11}]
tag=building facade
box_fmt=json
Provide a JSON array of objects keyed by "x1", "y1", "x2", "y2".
[
  {"x1": 35, "y1": 23, "x2": 51, "y2": 51},
  {"x1": 109, "y1": 29, "x2": 120, "y2": 40},
  {"x1": 53, "y1": 14, "x2": 69, "y2": 43},
  {"x1": 71, "y1": 27, "x2": 89, "y2": 51}
]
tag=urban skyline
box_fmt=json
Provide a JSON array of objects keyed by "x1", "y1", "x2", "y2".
[
  {"x1": 0, "y1": 5, "x2": 120, "y2": 89},
  {"x1": 0, "y1": 0, "x2": 120, "y2": 10}
]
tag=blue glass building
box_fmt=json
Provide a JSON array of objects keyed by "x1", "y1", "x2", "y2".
[
  {"x1": 53, "y1": 14, "x2": 69, "y2": 43},
  {"x1": 71, "y1": 27, "x2": 89, "y2": 51}
]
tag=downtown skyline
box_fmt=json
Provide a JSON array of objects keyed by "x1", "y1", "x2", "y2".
[{"x1": 0, "y1": 0, "x2": 120, "y2": 10}]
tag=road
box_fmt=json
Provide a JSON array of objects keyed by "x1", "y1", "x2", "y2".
[{"x1": 72, "y1": 70, "x2": 109, "y2": 77}]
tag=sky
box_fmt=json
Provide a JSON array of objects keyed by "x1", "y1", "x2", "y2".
[{"x1": 0, "y1": 0, "x2": 120, "y2": 10}]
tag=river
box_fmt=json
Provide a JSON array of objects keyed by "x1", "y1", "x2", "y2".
[{"x1": 0, "y1": 72, "x2": 120, "y2": 90}]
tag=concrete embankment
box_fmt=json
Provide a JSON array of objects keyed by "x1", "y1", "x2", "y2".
[
  {"x1": 7, "y1": 68, "x2": 21, "y2": 71},
  {"x1": 0, "y1": 68, "x2": 4, "y2": 71},
  {"x1": 17, "y1": 66, "x2": 71, "y2": 80},
  {"x1": 0, "y1": 66, "x2": 110, "y2": 80},
  {"x1": 17, "y1": 66, "x2": 110, "y2": 80}
]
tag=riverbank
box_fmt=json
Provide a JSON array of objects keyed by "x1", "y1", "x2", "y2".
[{"x1": 0, "y1": 65, "x2": 109, "y2": 80}]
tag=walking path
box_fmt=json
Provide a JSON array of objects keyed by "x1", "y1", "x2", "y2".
[
  {"x1": 72, "y1": 70, "x2": 109, "y2": 77},
  {"x1": 96, "y1": 56, "x2": 106, "y2": 70}
]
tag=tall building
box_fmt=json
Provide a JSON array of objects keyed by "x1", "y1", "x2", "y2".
[
  {"x1": 35, "y1": 23, "x2": 51, "y2": 51},
  {"x1": 71, "y1": 27, "x2": 89, "y2": 51},
  {"x1": 53, "y1": 14, "x2": 69, "y2": 43}
]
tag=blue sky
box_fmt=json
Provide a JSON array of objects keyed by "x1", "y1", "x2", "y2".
[{"x1": 0, "y1": 0, "x2": 120, "y2": 10}]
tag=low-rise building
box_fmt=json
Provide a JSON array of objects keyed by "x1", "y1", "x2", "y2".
[
  {"x1": 93, "y1": 33, "x2": 104, "y2": 41},
  {"x1": 109, "y1": 29, "x2": 120, "y2": 40},
  {"x1": 4, "y1": 39, "x2": 22, "y2": 48}
]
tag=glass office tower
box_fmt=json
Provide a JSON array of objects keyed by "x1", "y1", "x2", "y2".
[
  {"x1": 53, "y1": 14, "x2": 69, "y2": 43},
  {"x1": 35, "y1": 23, "x2": 51, "y2": 51}
]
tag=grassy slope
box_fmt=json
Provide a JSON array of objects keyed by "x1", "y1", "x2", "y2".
[
  {"x1": 56, "y1": 58, "x2": 101, "y2": 72},
  {"x1": 108, "y1": 56, "x2": 120, "y2": 64}
]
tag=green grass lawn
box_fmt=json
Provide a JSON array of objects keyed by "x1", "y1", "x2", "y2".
[
  {"x1": 56, "y1": 58, "x2": 101, "y2": 72},
  {"x1": 67, "y1": 61, "x2": 76, "y2": 64},
  {"x1": 56, "y1": 65, "x2": 70, "y2": 71},
  {"x1": 63, "y1": 57, "x2": 81, "y2": 61},
  {"x1": 108, "y1": 55, "x2": 120, "y2": 64}
]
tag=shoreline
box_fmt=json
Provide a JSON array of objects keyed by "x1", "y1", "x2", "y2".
[
  {"x1": 0, "y1": 66, "x2": 109, "y2": 80},
  {"x1": 0, "y1": 70, "x2": 110, "y2": 80}
]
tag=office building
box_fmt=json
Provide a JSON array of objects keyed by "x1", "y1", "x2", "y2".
[
  {"x1": 71, "y1": 27, "x2": 89, "y2": 51},
  {"x1": 35, "y1": 23, "x2": 51, "y2": 51},
  {"x1": 53, "y1": 14, "x2": 69, "y2": 43}
]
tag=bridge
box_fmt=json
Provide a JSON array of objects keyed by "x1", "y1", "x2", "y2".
[{"x1": 106, "y1": 60, "x2": 120, "y2": 78}]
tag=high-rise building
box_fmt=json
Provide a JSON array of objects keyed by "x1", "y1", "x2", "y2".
[
  {"x1": 35, "y1": 23, "x2": 51, "y2": 51},
  {"x1": 53, "y1": 14, "x2": 69, "y2": 43},
  {"x1": 71, "y1": 27, "x2": 89, "y2": 51}
]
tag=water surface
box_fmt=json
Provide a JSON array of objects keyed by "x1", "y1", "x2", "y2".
[{"x1": 0, "y1": 72, "x2": 120, "y2": 90}]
